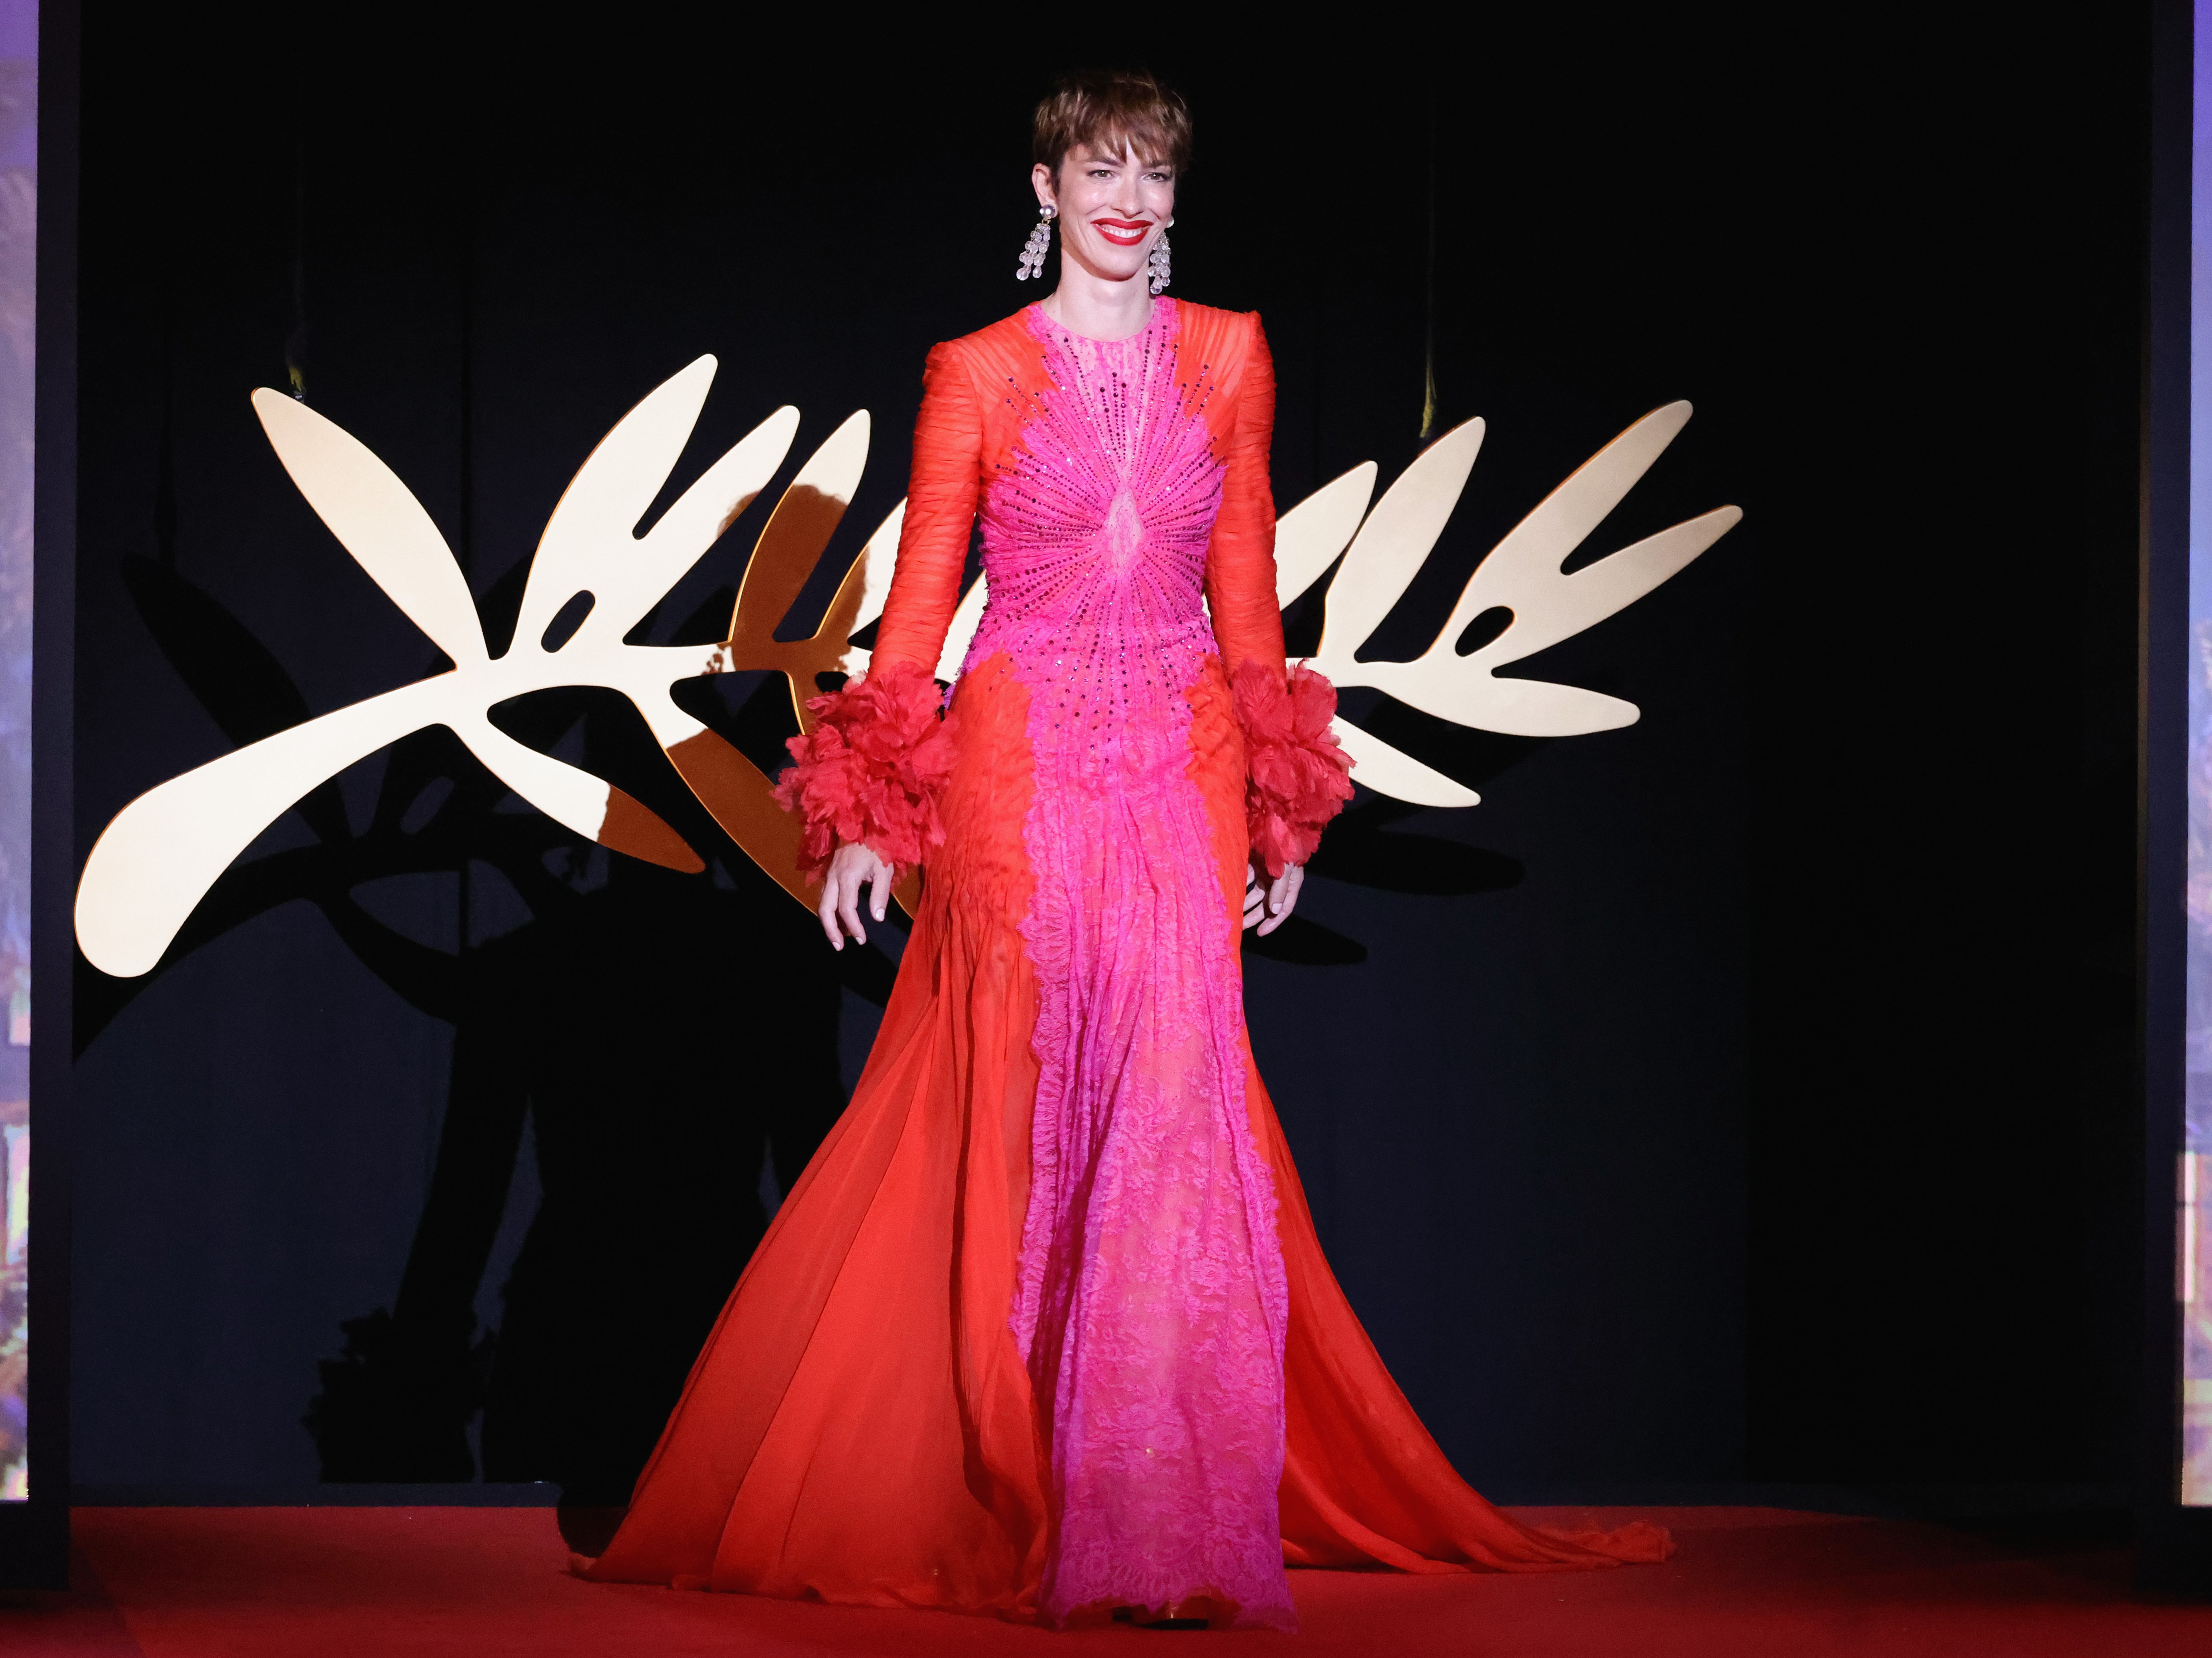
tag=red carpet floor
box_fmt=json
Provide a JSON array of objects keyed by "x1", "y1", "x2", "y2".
[{"x1": 3, "y1": 1505, "x2": 2208, "y2": 1656}]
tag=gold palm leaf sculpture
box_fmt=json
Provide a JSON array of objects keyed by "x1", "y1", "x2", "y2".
[{"x1": 73, "y1": 356, "x2": 1739, "y2": 979}]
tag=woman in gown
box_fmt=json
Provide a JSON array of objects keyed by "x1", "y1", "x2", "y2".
[{"x1": 581, "y1": 72, "x2": 1670, "y2": 1631}]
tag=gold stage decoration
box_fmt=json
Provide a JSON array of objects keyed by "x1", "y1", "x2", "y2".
[{"x1": 73, "y1": 358, "x2": 1738, "y2": 979}]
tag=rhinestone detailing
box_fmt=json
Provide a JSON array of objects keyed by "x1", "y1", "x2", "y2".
[
  {"x1": 1016, "y1": 205, "x2": 1056, "y2": 282},
  {"x1": 1147, "y1": 229, "x2": 1172, "y2": 295}
]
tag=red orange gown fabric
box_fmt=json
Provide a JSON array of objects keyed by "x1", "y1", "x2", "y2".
[{"x1": 582, "y1": 299, "x2": 1670, "y2": 1630}]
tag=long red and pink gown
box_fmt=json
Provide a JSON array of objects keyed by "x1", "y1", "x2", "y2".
[{"x1": 583, "y1": 298, "x2": 1669, "y2": 1630}]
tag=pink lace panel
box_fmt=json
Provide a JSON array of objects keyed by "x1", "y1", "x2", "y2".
[{"x1": 959, "y1": 300, "x2": 1294, "y2": 1631}]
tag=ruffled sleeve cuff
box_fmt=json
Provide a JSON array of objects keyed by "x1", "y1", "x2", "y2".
[
  {"x1": 1233, "y1": 658, "x2": 1356, "y2": 877},
  {"x1": 772, "y1": 659, "x2": 956, "y2": 879}
]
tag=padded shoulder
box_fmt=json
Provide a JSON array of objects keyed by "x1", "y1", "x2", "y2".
[
  {"x1": 1177, "y1": 296, "x2": 1265, "y2": 363},
  {"x1": 1167, "y1": 299, "x2": 1263, "y2": 397},
  {"x1": 1163, "y1": 300, "x2": 1265, "y2": 456},
  {"x1": 925, "y1": 310, "x2": 1053, "y2": 475},
  {"x1": 936, "y1": 309, "x2": 1047, "y2": 392}
]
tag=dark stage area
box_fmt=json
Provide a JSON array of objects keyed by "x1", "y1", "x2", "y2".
[{"x1": 42, "y1": 0, "x2": 2158, "y2": 1567}]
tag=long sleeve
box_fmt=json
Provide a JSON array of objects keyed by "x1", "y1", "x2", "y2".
[
  {"x1": 1206, "y1": 314, "x2": 1354, "y2": 874},
  {"x1": 772, "y1": 340, "x2": 974, "y2": 875},
  {"x1": 871, "y1": 340, "x2": 981, "y2": 674},
  {"x1": 1203, "y1": 314, "x2": 1287, "y2": 679}
]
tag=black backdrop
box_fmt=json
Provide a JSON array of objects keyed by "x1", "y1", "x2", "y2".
[{"x1": 65, "y1": 4, "x2": 2148, "y2": 1503}]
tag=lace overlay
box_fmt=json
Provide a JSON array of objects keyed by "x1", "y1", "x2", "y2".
[{"x1": 957, "y1": 300, "x2": 1294, "y2": 1630}]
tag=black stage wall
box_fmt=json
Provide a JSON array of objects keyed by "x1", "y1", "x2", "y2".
[{"x1": 65, "y1": 6, "x2": 2146, "y2": 1501}]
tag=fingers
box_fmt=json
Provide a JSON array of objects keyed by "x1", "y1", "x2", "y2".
[
  {"x1": 1243, "y1": 864, "x2": 1264, "y2": 930},
  {"x1": 1257, "y1": 863, "x2": 1304, "y2": 936},
  {"x1": 836, "y1": 870, "x2": 867, "y2": 948},
  {"x1": 819, "y1": 845, "x2": 900, "y2": 950}
]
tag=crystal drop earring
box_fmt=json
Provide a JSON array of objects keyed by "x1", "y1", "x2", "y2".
[
  {"x1": 1148, "y1": 225, "x2": 1173, "y2": 295},
  {"x1": 1016, "y1": 206, "x2": 1055, "y2": 282}
]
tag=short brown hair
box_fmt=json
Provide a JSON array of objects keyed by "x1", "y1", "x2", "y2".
[{"x1": 1032, "y1": 70, "x2": 1192, "y2": 179}]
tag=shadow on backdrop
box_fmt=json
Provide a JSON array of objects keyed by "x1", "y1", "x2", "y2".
[
  {"x1": 82, "y1": 551, "x2": 869, "y2": 1523},
  {"x1": 303, "y1": 852, "x2": 845, "y2": 1519}
]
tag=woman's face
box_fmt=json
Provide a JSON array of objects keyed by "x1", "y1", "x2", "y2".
[{"x1": 1033, "y1": 143, "x2": 1175, "y2": 286}]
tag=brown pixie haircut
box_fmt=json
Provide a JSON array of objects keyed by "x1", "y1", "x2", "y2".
[{"x1": 1032, "y1": 70, "x2": 1192, "y2": 180}]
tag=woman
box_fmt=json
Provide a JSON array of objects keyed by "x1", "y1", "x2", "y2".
[{"x1": 583, "y1": 71, "x2": 1668, "y2": 1631}]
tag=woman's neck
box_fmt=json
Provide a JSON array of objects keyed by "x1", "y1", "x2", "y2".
[{"x1": 1041, "y1": 260, "x2": 1153, "y2": 342}]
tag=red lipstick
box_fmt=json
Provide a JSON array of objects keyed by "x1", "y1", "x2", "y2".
[{"x1": 1091, "y1": 217, "x2": 1152, "y2": 246}]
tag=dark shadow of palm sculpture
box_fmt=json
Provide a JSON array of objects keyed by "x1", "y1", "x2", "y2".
[{"x1": 87, "y1": 553, "x2": 862, "y2": 1503}]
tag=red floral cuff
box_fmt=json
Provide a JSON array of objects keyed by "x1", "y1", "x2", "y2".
[
  {"x1": 771, "y1": 660, "x2": 957, "y2": 879},
  {"x1": 1233, "y1": 658, "x2": 1356, "y2": 877}
]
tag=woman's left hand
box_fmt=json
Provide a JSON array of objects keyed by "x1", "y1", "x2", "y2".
[{"x1": 1244, "y1": 860, "x2": 1304, "y2": 936}]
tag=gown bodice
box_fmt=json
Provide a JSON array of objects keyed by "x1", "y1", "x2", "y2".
[
  {"x1": 963, "y1": 301, "x2": 1227, "y2": 795},
  {"x1": 867, "y1": 297, "x2": 1288, "y2": 708},
  {"x1": 968, "y1": 300, "x2": 1223, "y2": 670}
]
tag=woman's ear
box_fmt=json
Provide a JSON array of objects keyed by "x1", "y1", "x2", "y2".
[{"x1": 1032, "y1": 161, "x2": 1057, "y2": 210}]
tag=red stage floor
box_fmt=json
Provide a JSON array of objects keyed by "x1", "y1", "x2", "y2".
[{"x1": 4, "y1": 1505, "x2": 2209, "y2": 1656}]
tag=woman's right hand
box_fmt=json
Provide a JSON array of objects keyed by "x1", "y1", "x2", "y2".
[{"x1": 817, "y1": 841, "x2": 896, "y2": 950}]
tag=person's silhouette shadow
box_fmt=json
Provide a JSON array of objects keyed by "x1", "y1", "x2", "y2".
[
  {"x1": 485, "y1": 855, "x2": 842, "y2": 1492},
  {"x1": 306, "y1": 851, "x2": 844, "y2": 1534}
]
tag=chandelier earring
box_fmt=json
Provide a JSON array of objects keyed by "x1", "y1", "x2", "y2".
[
  {"x1": 1148, "y1": 222, "x2": 1173, "y2": 295},
  {"x1": 1016, "y1": 205, "x2": 1055, "y2": 282}
]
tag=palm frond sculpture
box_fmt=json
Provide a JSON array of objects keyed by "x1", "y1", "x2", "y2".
[{"x1": 74, "y1": 357, "x2": 1738, "y2": 979}]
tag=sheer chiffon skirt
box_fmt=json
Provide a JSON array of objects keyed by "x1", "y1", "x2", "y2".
[{"x1": 581, "y1": 652, "x2": 1669, "y2": 1622}]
